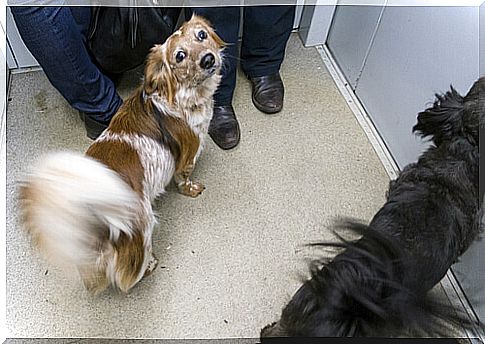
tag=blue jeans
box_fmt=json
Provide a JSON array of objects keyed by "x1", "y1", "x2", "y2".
[{"x1": 10, "y1": 6, "x2": 122, "y2": 122}]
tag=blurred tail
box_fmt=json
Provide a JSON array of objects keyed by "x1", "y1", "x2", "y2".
[
  {"x1": 307, "y1": 220, "x2": 480, "y2": 336},
  {"x1": 18, "y1": 151, "x2": 140, "y2": 293}
]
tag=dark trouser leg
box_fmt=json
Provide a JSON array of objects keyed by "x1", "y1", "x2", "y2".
[
  {"x1": 241, "y1": 6, "x2": 295, "y2": 114},
  {"x1": 10, "y1": 6, "x2": 122, "y2": 123},
  {"x1": 241, "y1": 5, "x2": 295, "y2": 77}
]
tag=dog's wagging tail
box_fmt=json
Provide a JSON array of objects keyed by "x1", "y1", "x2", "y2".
[{"x1": 261, "y1": 77, "x2": 483, "y2": 337}]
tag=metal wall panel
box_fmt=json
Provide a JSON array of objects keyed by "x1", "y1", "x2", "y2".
[
  {"x1": 480, "y1": 2, "x2": 484, "y2": 76},
  {"x1": 6, "y1": 42, "x2": 17, "y2": 69},
  {"x1": 298, "y1": 4, "x2": 337, "y2": 47},
  {"x1": 326, "y1": 3, "x2": 385, "y2": 89},
  {"x1": 294, "y1": 1, "x2": 305, "y2": 29},
  {"x1": 6, "y1": 7, "x2": 39, "y2": 68},
  {"x1": 355, "y1": 6, "x2": 479, "y2": 168}
]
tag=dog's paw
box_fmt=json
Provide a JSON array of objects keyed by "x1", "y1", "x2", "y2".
[
  {"x1": 178, "y1": 181, "x2": 205, "y2": 198},
  {"x1": 189, "y1": 181, "x2": 205, "y2": 197},
  {"x1": 144, "y1": 254, "x2": 159, "y2": 277}
]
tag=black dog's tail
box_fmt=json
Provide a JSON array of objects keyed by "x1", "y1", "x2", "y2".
[
  {"x1": 307, "y1": 220, "x2": 478, "y2": 337},
  {"x1": 412, "y1": 86, "x2": 466, "y2": 146}
]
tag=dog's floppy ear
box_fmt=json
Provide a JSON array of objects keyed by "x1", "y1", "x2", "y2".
[
  {"x1": 413, "y1": 86, "x2": 465, "y2": 146},
  {"x1": 208, "y1": 28, "x2": 225, "y2": 50},
  {"x1": 144, "y1": 44, "x2": 176, "y2": 106}
]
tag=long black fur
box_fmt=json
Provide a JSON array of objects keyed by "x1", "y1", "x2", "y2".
[{"x1": 261, "y1": 78, "x2": 484, "y2": 338}]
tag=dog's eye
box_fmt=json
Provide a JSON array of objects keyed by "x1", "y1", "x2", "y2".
[
  {"x1": 175, "y1": 51, "x2": 186, "y2": 63},
  {"x1": 197, "y1": 30, "x2": 207, "y2": 41}
]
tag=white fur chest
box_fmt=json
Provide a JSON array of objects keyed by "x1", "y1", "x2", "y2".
[
  {"x1": 96, "y1": 132, "x2": 176, "y2": 201},
  {"x1": 184, "y1": 101, "x2": 213, "y2": 160},
  {"x1": 150, "y1": 89, "x2": 214, "y2": 160}
]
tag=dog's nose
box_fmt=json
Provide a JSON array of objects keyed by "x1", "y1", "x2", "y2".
[{"x1": 200, "y1": 53, "x2": 215, "y2": 70}]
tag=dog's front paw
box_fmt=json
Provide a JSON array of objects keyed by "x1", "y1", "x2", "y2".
[
  {"x1": 178, "y1": 181, "x2": 205, "y2": 198},
  {"x1": 144, "y1": 254, "x2": 159, "y2": 277},
  {"x1": 189, "y1": 181, "x2": 205, "y2": 197}
]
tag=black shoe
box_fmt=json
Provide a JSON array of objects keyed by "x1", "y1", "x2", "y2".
[
  {"x1": 208, "y1": 105, "x2": 241, "y2": 150},
  {"x1": 79, "y1": 112, "x2": 110, "y2": 140},
  {"x1": 249, "y1": 72, "x2": 284, "y2": 114}
]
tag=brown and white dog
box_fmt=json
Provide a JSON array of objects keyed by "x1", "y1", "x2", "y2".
[{"x1": 18, "y1": 15, "x2": 224, "y2": 294}]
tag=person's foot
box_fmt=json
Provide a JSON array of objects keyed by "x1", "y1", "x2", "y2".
[
  {"x1": 79, "y1": 112, "x2": 110, "y2": 140},
  {"x1": 208, "y1": 105, "x2": 240, "y2": 150},
  {"x1": 249, "y1": 72, "x2": 284, "y2": 114}
]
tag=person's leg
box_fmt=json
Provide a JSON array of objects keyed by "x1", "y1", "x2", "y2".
[
  {"x1": 241, "y1": 5, "x2": 294, "y2": 77},
  {"x1": 241, "y1": 5, "x2": 295, "y2": 114},
  {"x1": 186, "y1": 7, "x2": 241, "y2": 150},
  {"x1": 10, "y1": 6, "x2": 122, "y2": 139}
]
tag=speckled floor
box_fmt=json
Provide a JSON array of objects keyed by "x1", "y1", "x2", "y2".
[{"x1": 6, "y1": 34, "x2": 402, "y2": 339}]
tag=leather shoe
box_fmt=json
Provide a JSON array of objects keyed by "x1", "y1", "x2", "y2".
[
  {"x1": 208, "y1": 105, "x2": 240, "y2": 150},
  {"x1": 249, "y1": 72, "x2": 284, "y2": 114},
  {"x1": 79, "y1": 112, "x2": 110, "y2": 140}
]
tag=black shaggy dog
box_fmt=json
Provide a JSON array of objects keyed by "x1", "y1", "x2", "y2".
[{"x1": 261, "y1": 77, "x2": 484, "y2": 338}]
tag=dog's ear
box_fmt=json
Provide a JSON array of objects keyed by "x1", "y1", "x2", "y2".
[
  {"x1": 208, "y1": 28, "x2": 225, "y2": 50},
  {"x1": 413, "y1": 86, "x2": 465, "y2": 146},
  {"x1": 144, "y1": 45, "x2": 176, "y2": 106}
]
